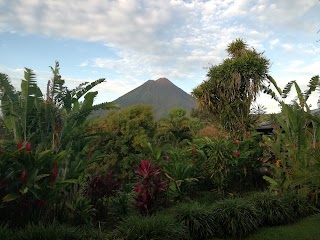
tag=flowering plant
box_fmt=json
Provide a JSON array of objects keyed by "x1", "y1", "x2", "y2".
[{"x1": 0, "y1": 142, "x2": 78, "y2": 222}]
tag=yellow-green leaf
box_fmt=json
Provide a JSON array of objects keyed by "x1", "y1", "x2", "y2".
[{"x1": 3, "y1": 193, "x2": 18, "y2": 202}]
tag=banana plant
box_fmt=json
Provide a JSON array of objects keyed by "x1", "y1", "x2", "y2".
[
  {"x1": 0, "y1": 73, "x2": 21, "y2": 141},
  {"x1": 20, "y1": 69, "x2": 43, "y2": 142},
  {"x1": 262, "y1": 75, "x2": 320, "y2": 200},
  {"x1": 0, "y1": 62, "x2": 116, "y2": 151}
]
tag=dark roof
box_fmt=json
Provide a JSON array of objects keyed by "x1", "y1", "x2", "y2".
[
  {"x1": 256, "y1": 121, "x2": 273, "y2": 130},
  {"x1": 255, "y1": 108, "x2": 320, "y2": 131}
]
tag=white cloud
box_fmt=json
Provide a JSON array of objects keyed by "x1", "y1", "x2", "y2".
[
  {"x1": 0, "y1": 0, "x2": 319, "y2": 112},
  {"x1": 251, "y1": 0, "x2": 318, "y2": 30},
  {"x1": 269, "y1": 39, "x2": 279, "y2": 47},
  {"x1": 281, "y1": 44, "x2": 294, "y2": 52}
]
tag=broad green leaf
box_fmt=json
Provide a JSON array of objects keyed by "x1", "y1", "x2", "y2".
[
  {"x1": 3, "y1": 193, "x2": 19, "y2": 202},
  {"x1": 263, "y1": 176, "x2": 278, "y2": 186}
]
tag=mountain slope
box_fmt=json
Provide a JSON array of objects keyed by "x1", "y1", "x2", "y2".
[{"x1": 112, "y1": 78, "x2": 196, "y2": 118}]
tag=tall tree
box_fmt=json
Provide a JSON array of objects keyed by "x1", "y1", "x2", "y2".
[{"x1": 192, "y1": 39, "x2": 270, "y2": 132}]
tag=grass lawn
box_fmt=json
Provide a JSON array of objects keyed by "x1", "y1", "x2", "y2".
[{"x1": 245, "y1": 214, "x2": 320, "y2": 240}]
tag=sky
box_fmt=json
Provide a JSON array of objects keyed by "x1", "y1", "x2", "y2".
[{"x1": 0, "y1": 0, "x2": 319, "y2": 113}]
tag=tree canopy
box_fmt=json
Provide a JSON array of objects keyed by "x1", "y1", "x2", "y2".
[{"x1": 192, "y1": 39, "x2": 270, "y2": 132}]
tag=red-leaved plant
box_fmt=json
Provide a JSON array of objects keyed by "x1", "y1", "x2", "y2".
[{"x1": 134, "y1": 160, "x2": 168, "y2": 215}]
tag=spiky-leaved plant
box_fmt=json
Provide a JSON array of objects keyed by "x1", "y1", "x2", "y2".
[
  {"x1": 174, "y1": 201, "x2": 218, "y2": 239},
  {"x1": 134, "y1": 160, "x2": 168, "y2": 214}
]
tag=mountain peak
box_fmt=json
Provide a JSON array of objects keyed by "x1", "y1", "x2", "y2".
[
  {"x1": 112, "y1": 78, "x2": 196, "y2": 118},
  {"x1": 156, "y1": 78, "x2": 170, "y2": 82},
  {"x1": 155, "y1": 78, "x2": 171, "y2": 84}
]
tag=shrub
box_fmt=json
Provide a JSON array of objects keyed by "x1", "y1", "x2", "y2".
[
  {"x1": 84, "y1": 171, "x2": 120, "y2": 220},
  {"x1": 161, "y1": 148, "x2": 198, "y2": 199},
  {"x1": 211, "y1": 198, "x2": 261, "y2": 238},
  {"x1": 134, "y1": 160, "x2": 168, "y2": 214},
  {"x1": 115, "y1": 214, "x2": 187, "y2": 240},
  {"x1": 14, "y1": 223, "x2": 82, "y2": 240},
  {"x1": 108, "y1": 183, "x2": 135, "y2": 216},
  {"x1": 174, "y1": 202, "x2": 218, "y2": 239},
  {"x1": 0, "y1": 145, "x2": 81, "y2": 224},
  {"x1": 281, "y1": 192, "x2": 317, "y2": 219},
  {"x1": 14, "y1": 223, "x2": 107, "y2": 240},
  {"x1": 85, "y1": 171, "x2": 120, "y2": 202},
  {"x1": 249, "y1": 192, "x2": 293, "y2": 226},
  {"x1": 66, "y1": 196, "x2": 96, "y2": 226}
]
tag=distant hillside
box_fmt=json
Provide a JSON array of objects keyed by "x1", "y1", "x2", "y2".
[{"x1": 111, "y1": 78, "x2": 196, "y2": 118}]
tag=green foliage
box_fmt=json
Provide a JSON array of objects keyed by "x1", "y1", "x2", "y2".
[
  {"x1": 0, "y1": 224, "x2": 12, "y2": 239},
  {"x1": 248, "y1": 192, "x2": 293, "y2": 226},
  {"x1": 108, "y1": 183, "x2": 135, "y2": 216},
  {"x1": 0, "y1": 62, "x2": 114, "y2": 224},
  {"x1": 161, "y1": 148, "x2": 198, "y2": 198},
  {"x1": 114, "y1": 214, "x2": 187, "y2": 240},
  {"x1": 0, "y1": 62, "x2": 115, "y2": 151},
  {"x1": 0, "y1": 145, "x2": 82, "y2": 224},
  {"x1": 262, "y1": 75, "x2": 320, "y2": 202},
  {"x1": 91, "y1": 104, "x2": 155, "y2": 180},
  {"x1": 192, "y1": 39, "x2": 270, "y2": 131},
  {"x1": 196, "y1": 137, "x2": 234, "y2": 191},
  {"x1": 66, "y1": 196, "x2": 96, "y2": 226},
  {"x1": 155, "y1": 107, "x2": 200, "y2": 148},
  {"x1": 11, "y1": 223, "x2": 107, "y2": 240},
  {"x1": 174, "y1": 202, "x2": 218, "y2": 239},
  {"x1": 232, "y1": 132, "x2": 267, "y2": 190},
  {"x1": 191, "y1": 134, "x2": 265, "y2": 192},
  {"x1": 280, "y1": 192, "x2": 317, "y2": 219},
  {"x1": 0, "y1": 118, "x2": 12, "y2": 143},
  {"x1": 211, "y1": 198, "x2": 261, "y2": 238},
  {"x1": 0, "y1": 73, "x2": 21, "y2": 141}
]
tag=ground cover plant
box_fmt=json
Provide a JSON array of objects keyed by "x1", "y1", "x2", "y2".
[
  {"x1": 174, "y1": 201, "x2": 218, "y2": 239},
  {"x1": 114, "y1": 213, "x2": 187, "y2": 240}
]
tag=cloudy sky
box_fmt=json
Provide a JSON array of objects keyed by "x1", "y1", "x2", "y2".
[{"x1": 0, "y1": 0, "x2": 319, "y2": 113}]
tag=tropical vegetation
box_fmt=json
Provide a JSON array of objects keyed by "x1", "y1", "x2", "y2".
[{"x1": 0, "y1": 39, "x2": 319, "y2": 239}]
